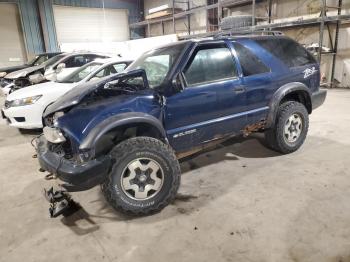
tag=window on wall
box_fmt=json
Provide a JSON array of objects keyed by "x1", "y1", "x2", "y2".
[
  {"x1": 255, "y1": 38, "x2": 316, "y2": 68},
  {"x1": 232, "y1": 42, "x2": 270, "y2": 76},
  {"x1": 184, "y1": 46, "x2": 237, "y2": 86}
]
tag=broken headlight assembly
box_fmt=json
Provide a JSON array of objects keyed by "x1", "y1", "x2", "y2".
[
  {"x1": 43, "y1": 126, "x2": 66, "y2": 143},
  {"x1": 53, "y1": 111, "x2": 64, "y2": 126}
]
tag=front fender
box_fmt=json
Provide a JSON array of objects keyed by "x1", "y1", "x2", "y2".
[
  {"x1": 266, "y1": 82, "x2": 312, "y2": 128},
  {"x1": 79, "y1": 112, "x2": 166, "y2": 151}
]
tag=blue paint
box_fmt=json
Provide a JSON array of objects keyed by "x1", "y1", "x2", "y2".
[
  {"x1": 51, "y1": 36, "x2": 321, "y2": 154},
  {"x1": 56, "y1": 89, "x2": 161, "y2": 147}
]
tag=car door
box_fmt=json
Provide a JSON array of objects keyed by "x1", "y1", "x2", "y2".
[
  {"x1": 231, "y1": 41, "x2": 273, "y2": 125},
  {"x1": 164, "y1": 41, "x2": 246, "y2": 152},
  {"x1": 58, "y1": 55, "x2": 88, "y2": 79}
]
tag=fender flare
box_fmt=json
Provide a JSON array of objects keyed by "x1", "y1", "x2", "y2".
[
  {"x1": 265, "y1": 82, "x2": 312, "y2": 128},
  {"x1": 79, "y1": 112, "x2": 166, "y2": 151}
]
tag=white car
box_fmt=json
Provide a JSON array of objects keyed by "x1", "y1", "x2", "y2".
[
  {"x1": 44, "y1": 52, "x2": 110, "y2": 82},
  {"x1": 1, "y1": 59, "x2": 131, "y2": 129},
  {"x1": 1, "y1": 53, "x2": 110, "y2": 96}
]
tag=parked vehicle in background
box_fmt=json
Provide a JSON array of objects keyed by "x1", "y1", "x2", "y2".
[
  {"x1": 44, "y1": 52, "x2": 110, "y2": 82},
  {"x1": 36, "y1": 35, "x2": 326, "y2": 217},
  {"x1": 1, "y1": 54, "x2": 67, "y2": 94},
  {"x1": 1, "y1": 53, "x2": 110, "y2": 95},
  {"x1": 0, "y1": 52, "x2": 62, "y2": 80},
  {"x1": 2, "y1": 59, "x2": 131, "y2": 129}
]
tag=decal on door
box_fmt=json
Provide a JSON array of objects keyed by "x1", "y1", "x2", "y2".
[{"x1": 173, "y1": 129, "x2": 197, "y2": 138}]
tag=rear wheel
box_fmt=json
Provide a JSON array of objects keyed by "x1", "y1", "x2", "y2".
[
  {"x1": 101, "y1": 136, "x2": 180, "y2": 216},
  {"x1": 265, "y1": 101, "x2": 309, "y2": 154}
]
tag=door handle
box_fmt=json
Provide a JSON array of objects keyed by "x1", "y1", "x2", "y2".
[{"x1": 234, "y1": 86, "x2": 245, "y2": 94}]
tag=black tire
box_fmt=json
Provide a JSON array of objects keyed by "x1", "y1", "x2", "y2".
[
  {"x1": 265, "y1": 101, "x2": 309, "y2": 154},
  {"x1": 101, "y1": 136, "x2": 181, "y2": 216}
]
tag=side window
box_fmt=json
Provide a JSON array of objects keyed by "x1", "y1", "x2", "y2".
[
  {"x1": 94, "y1": 68, "x2": 107, "y2": 78},
  {"x1": 65, "y1": 55, "x2": 86, "y2": 68},
  {"x1": 113, "y1": 63, "x2": 127, "y2": 73},
  {"x1": 34, "y1": 55, "x2": 48, "y2": 66},
  {"x1": 85, "y1": 54, "x2": 99, "y2": 63},
  {"x1": 233, "y1": 42, "x2": 270, "y2": 76},
  {"x1": 256, "y1": 38, "x2": 316, "y2": 68},
  {"x1": 184, "y1": 46, "x2": 237, "y2": 86}
]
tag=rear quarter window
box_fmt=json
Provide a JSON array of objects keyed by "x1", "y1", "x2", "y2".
[
  {"x1": 232, "y1": 42, "x2": 270, "y2": 76},
  {"x1": 256, "y1": 38, "x2": 316, "y2": 68}
]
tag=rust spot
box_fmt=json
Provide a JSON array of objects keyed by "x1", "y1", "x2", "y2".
[{"x1": 242, "y1": 120, "x2": 266, "y2": 137}]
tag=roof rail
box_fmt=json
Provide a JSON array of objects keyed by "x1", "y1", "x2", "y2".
[{"x1": 214, "y1": 29, "x2": 284, "y2": 39}]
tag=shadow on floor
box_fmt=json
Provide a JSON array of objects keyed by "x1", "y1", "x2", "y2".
[{"x1": 59, "y1": 134, "x2": 281, "y2": 233}]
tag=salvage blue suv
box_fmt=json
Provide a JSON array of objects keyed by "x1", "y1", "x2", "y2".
[{"x1": 36, "y1": 35, "x2": 327, "y2": 217}]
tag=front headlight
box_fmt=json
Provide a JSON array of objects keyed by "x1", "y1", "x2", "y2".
[
  {"x1": 9, "y1": 95, "x2": 42, "y2": 107},
  {"x1": 43, "y1": 126, "x2": 66, "y2": 143},
  {"x1": 0, "y1": 72, "x2": 7, "y2": 78}
]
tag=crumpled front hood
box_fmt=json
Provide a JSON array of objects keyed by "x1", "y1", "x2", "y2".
[
  {"x1": 44, "y1": 69, "x2": 149, "y2": 117},
  {"x1": 5, "y1": 64, "x2": 44, "y2": 79},
  {"x1": 55, "y1": 90, "x2": 161, "y2": 146}
]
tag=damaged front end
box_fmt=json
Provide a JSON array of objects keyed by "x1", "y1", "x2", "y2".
[{"x1": 36, "y1": 69, "x2": 154, "y2": 217}]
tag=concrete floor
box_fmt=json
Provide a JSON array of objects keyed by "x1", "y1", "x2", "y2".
[{"x1": 0, "y1": 89, "x2": 350, "y2": 262}]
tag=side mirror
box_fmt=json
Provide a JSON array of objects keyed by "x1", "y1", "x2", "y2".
[
  {"x1": 56, "y1": 63, "x2": 66, "y2": 73},
  {"x1": 172, "y1": 73, "x2": 184, "y2": 92}
]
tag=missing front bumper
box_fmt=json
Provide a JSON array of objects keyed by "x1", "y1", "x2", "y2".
[{"x1": 36, "y1": 136, "x2": 111, "y2": 192}]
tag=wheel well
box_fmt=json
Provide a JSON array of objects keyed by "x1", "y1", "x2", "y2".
[
  {"x1": 94, "y1": 123, "x2": 166, "y2": 157},
  {"x1": 280, "y1": 90, "x2": 312, "y2": 113}
]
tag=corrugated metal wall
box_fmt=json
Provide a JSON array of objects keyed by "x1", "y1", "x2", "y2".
[
  {"x1": 0, "y1": 0, "x2": 143, "y2": 58},
  {"x1": 0, "y1": 0, "x2": 45, "y2": 57}
]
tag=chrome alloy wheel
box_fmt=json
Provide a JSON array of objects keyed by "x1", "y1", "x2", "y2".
[
  {"x1": 284, "y1": 113, "x2": 303, "y2": 144},
  {"x1": 121, "y1": 158, "x2": 164, "y2": 200}
]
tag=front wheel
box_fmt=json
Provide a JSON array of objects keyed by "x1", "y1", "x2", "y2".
[
  {"x1": 101, "y1": 136, "x2": 181, "y2": 216},
  {"x1": 265, "y1": 101, "x2": 309, "y2": 154}
]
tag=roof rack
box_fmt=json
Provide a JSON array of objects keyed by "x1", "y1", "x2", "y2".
[{"x1": 213, "y1": 29, "x2": 284, "y2": 39}]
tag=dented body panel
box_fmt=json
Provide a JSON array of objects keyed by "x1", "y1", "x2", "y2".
[{"x1": 36, "y1": 35, "x2": 327, "y2": 193}]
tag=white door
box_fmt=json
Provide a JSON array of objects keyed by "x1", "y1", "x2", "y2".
[
  {"x1": 53, "y1": 5, "x2": 129, "y2": 47},
  {"x1": 0, "y1": 3, "x2": 27, "y2": 67}
]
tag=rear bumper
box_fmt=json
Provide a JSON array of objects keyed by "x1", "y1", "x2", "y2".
[
  {"x1": 311, "y1": 89, "x2": 327, "y2": 110},
  {"x1": 36, "y1": 136, "x2": 111, "y2": 192}
]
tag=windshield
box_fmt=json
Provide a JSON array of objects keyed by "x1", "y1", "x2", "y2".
[
  {"x1": 27, "y1": 56, "x2": 39, "y2": 66},
  {"x1": 127, "y1": 42, "x2": 187, "y2": 88},
  {"x1": 42, "y1": 54, "x2": 66, "y2": 67},
  {"x1": 58, "y1": 62, "x2": 102, "y2": 83}
]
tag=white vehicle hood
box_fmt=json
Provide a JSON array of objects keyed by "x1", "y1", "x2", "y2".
[{"x1": 7, "y1": 81, "x2": 75, "y2": 100}]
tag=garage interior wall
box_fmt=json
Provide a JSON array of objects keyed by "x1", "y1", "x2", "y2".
[
  {"x1": 0, "y1": 0, "x2": 143, "y2": 62},
  {"x1": 142, "y1": 0, "x2": 350, "y2": 87},
  {"x1": 226, "y1": 0, "x2": 350, "y2": 87},
  {"x1": 0, "y1": 3, "x2": 27, "y2": 67}
]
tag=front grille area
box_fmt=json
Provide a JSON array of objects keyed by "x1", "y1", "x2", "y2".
[
  {"x1": 14, "y1": 117, "x2": 25, "y2": 122},
  {"x1": 47, "y1": 140, "x2": 74, "y2": 160}
]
